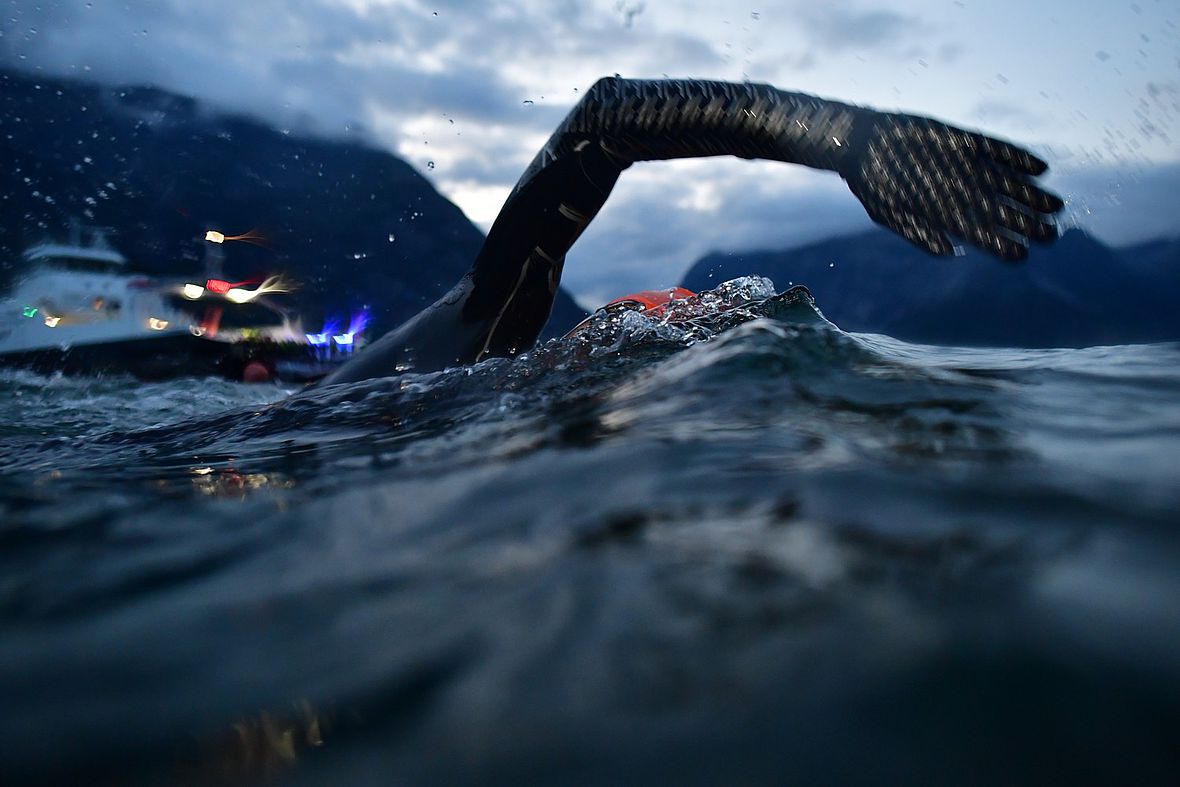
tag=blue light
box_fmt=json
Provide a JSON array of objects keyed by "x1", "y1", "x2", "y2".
[
  {"x1": 347, "y1": 308, "x2": 370, "y2": 337},
  {"x1": 332, "y1": 333, "x2": 355, "y2": 346},
  {"x1": 305, "y1": 333, "x2": 328, "y2": 346}
]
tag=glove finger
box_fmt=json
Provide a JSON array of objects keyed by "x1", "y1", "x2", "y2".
[
  {"x1": 983, "y1": 167, "x2": 1065, "y2": 214},
  {"x1": 970, "y1": 132, "x2": 1049, "y2": 176},
  {"x1": 994, "y1": 201, "x2": 1059, "y2": 244},
  {"x1": 950, "y1": 210, "x2": 1030, "y2": 261},
  {"x1": 871, "y1": 207, "x2": 955, "y2": 256}
]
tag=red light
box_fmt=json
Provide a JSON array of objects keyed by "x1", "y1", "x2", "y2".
[{"x1": 205, "y1": 279, "x2": 231, "y2": 294}]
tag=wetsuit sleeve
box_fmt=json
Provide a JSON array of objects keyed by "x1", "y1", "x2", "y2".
[
  {"x1": 514, "y1": 77, "x2": 860, "y2": 180},
  {"x1": 517, "y1": 77, "x2": 1062, "y2": 256}
]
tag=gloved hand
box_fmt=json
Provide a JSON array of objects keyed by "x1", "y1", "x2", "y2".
[{"x1": 839, "y1": 112, "x2": 1064, "y2": 260}]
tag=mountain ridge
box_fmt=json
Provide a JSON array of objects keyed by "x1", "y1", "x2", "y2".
[
  {"x1": 682, "y1": 226, "x2": 1180, "y2": 347},
  {"x1": 0, "y1": 67, "x2": 587, "y2": 339}
]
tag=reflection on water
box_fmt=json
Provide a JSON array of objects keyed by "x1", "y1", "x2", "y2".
[
  {"x1": 187, "y1": 466, "x2": 295, "y2": 499},
  {"x1": 194, "y1": 699, "x2": 330, "y2": 781}
]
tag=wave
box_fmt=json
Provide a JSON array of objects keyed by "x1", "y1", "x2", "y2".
[
  {"x1": 4, "y1": 275, "x2": 1178, "y2": 493},
  {"x1": 3, "y1": 278, "x2": 1180, "y2": 784}
]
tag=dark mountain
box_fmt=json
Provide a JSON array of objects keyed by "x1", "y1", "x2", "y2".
[
  {"x1": 1118, "y1": 235, "x2": 1180, "y2": 294},
  {"x1": 0, "y1": 68, "x2": 586, "y2": 338},
  {"x1": 682, "y1": 227, "x2": 1180, "y2": 347}
]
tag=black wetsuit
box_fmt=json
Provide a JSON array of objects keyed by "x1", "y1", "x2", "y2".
[{"x1": 320, "y1": 77, "x2": 1062, "y2": 386}]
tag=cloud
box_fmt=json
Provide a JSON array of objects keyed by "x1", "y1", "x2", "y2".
[
  {"x1": 799, "y1": 7, "x2": 925, "y2": 53},
  {"x1": 969, "y1": 99, "x2": 1045, "y2": 128}
]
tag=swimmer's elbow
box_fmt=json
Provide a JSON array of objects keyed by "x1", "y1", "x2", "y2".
[
  {"x1": 583, "y1": 75, "x2": 622, "y2": 105},
  {"x1": 588, "y1": 75, "x2": 621, "y2": 92}
]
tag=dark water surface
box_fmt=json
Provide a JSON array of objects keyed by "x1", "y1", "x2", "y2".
[{"x1": 2, "y1": 280, "x2": 1179, "y2": 785}]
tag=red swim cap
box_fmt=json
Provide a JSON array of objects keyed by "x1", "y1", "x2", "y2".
[
  {"x1": 602, "y1": 287, "x2": 696, "y2": 319},
  {"x1": 565, "y1": 287, "x2": 696, "y2": 338}
]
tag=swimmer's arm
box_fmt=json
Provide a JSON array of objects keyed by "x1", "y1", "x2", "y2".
[
  {"x1": 534, "y1": 77, "x2": 1063, "y2": 261},
  {"x1": 321, "y1": 76, "x2": 1065, "y2": 385}
]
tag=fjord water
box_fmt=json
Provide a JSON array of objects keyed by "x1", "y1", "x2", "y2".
[{"x1": 2, "y1": 282, "x2": 1178, "y2": 784}]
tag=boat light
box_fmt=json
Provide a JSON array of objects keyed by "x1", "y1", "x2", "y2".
[
  {"x1": 347, "y1": 308, "x2": 371, "y2": 337},
  {"x1": 205, "y1": 279, "x2": 232, "y2": 294},
  {"x1": 182, "y1": 283, "x2": 205, "y2": 300},
  {"x1": 148, "y1": 317, "x2": 169, "y2": 330},
  {"x1": 205, "y1": 229, "x2": 266, "y2": 246},
  {"x1": 221, "y1": 276, "x2": 292, "y2": 304},
  {"x1": 333, "y1": 333, "x2": 355, "y2": 346},
  {"x1": 44, "y1": 315, "x2": 61, "y2": 327},
  {"x1": 22, "y1": 306, "x2": 37, "y2": 318},
  {"x1": 225, "y1": 288, "x2": 255, "y2": 304},
  {"x1": 305, "y1": 333, "x2": 329, "y2": 346}
]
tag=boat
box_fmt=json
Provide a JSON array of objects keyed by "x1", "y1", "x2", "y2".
[{"x1": 0, "y1": 225, "x2": 363, "y2": 382}]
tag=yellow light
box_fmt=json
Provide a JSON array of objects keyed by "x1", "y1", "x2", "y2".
[
  {"x1": 44, "y1": 315, "x2": 61, "y2": 327},
  {"x1": 223, "y1": 276, "x2": 293, "y2": 304},
  {"x1": 225, "y1": 287, "x2": 253, "y2": 304},
  {"x1": 148, "y1": 317, "x2": 169, "y2": 330},
  {"x1": 182, "y1": 283, "x2": 205, "y2": 300},
  {"x1": 205, "y1": 230, "x2": 225, "y2": 244}
]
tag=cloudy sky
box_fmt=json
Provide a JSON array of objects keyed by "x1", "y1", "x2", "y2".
[{"x1": 3, "y1": 0, "x2": 1178, "y2": 304}]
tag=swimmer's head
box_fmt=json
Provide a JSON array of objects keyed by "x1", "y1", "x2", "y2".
[{"x1": 564, "y1": 287, "x2": 696, "y2": 338}]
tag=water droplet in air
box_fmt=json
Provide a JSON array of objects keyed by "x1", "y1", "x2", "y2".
[{"x1": 427, "y1": 161, "x2": 435, "y2": 169}]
